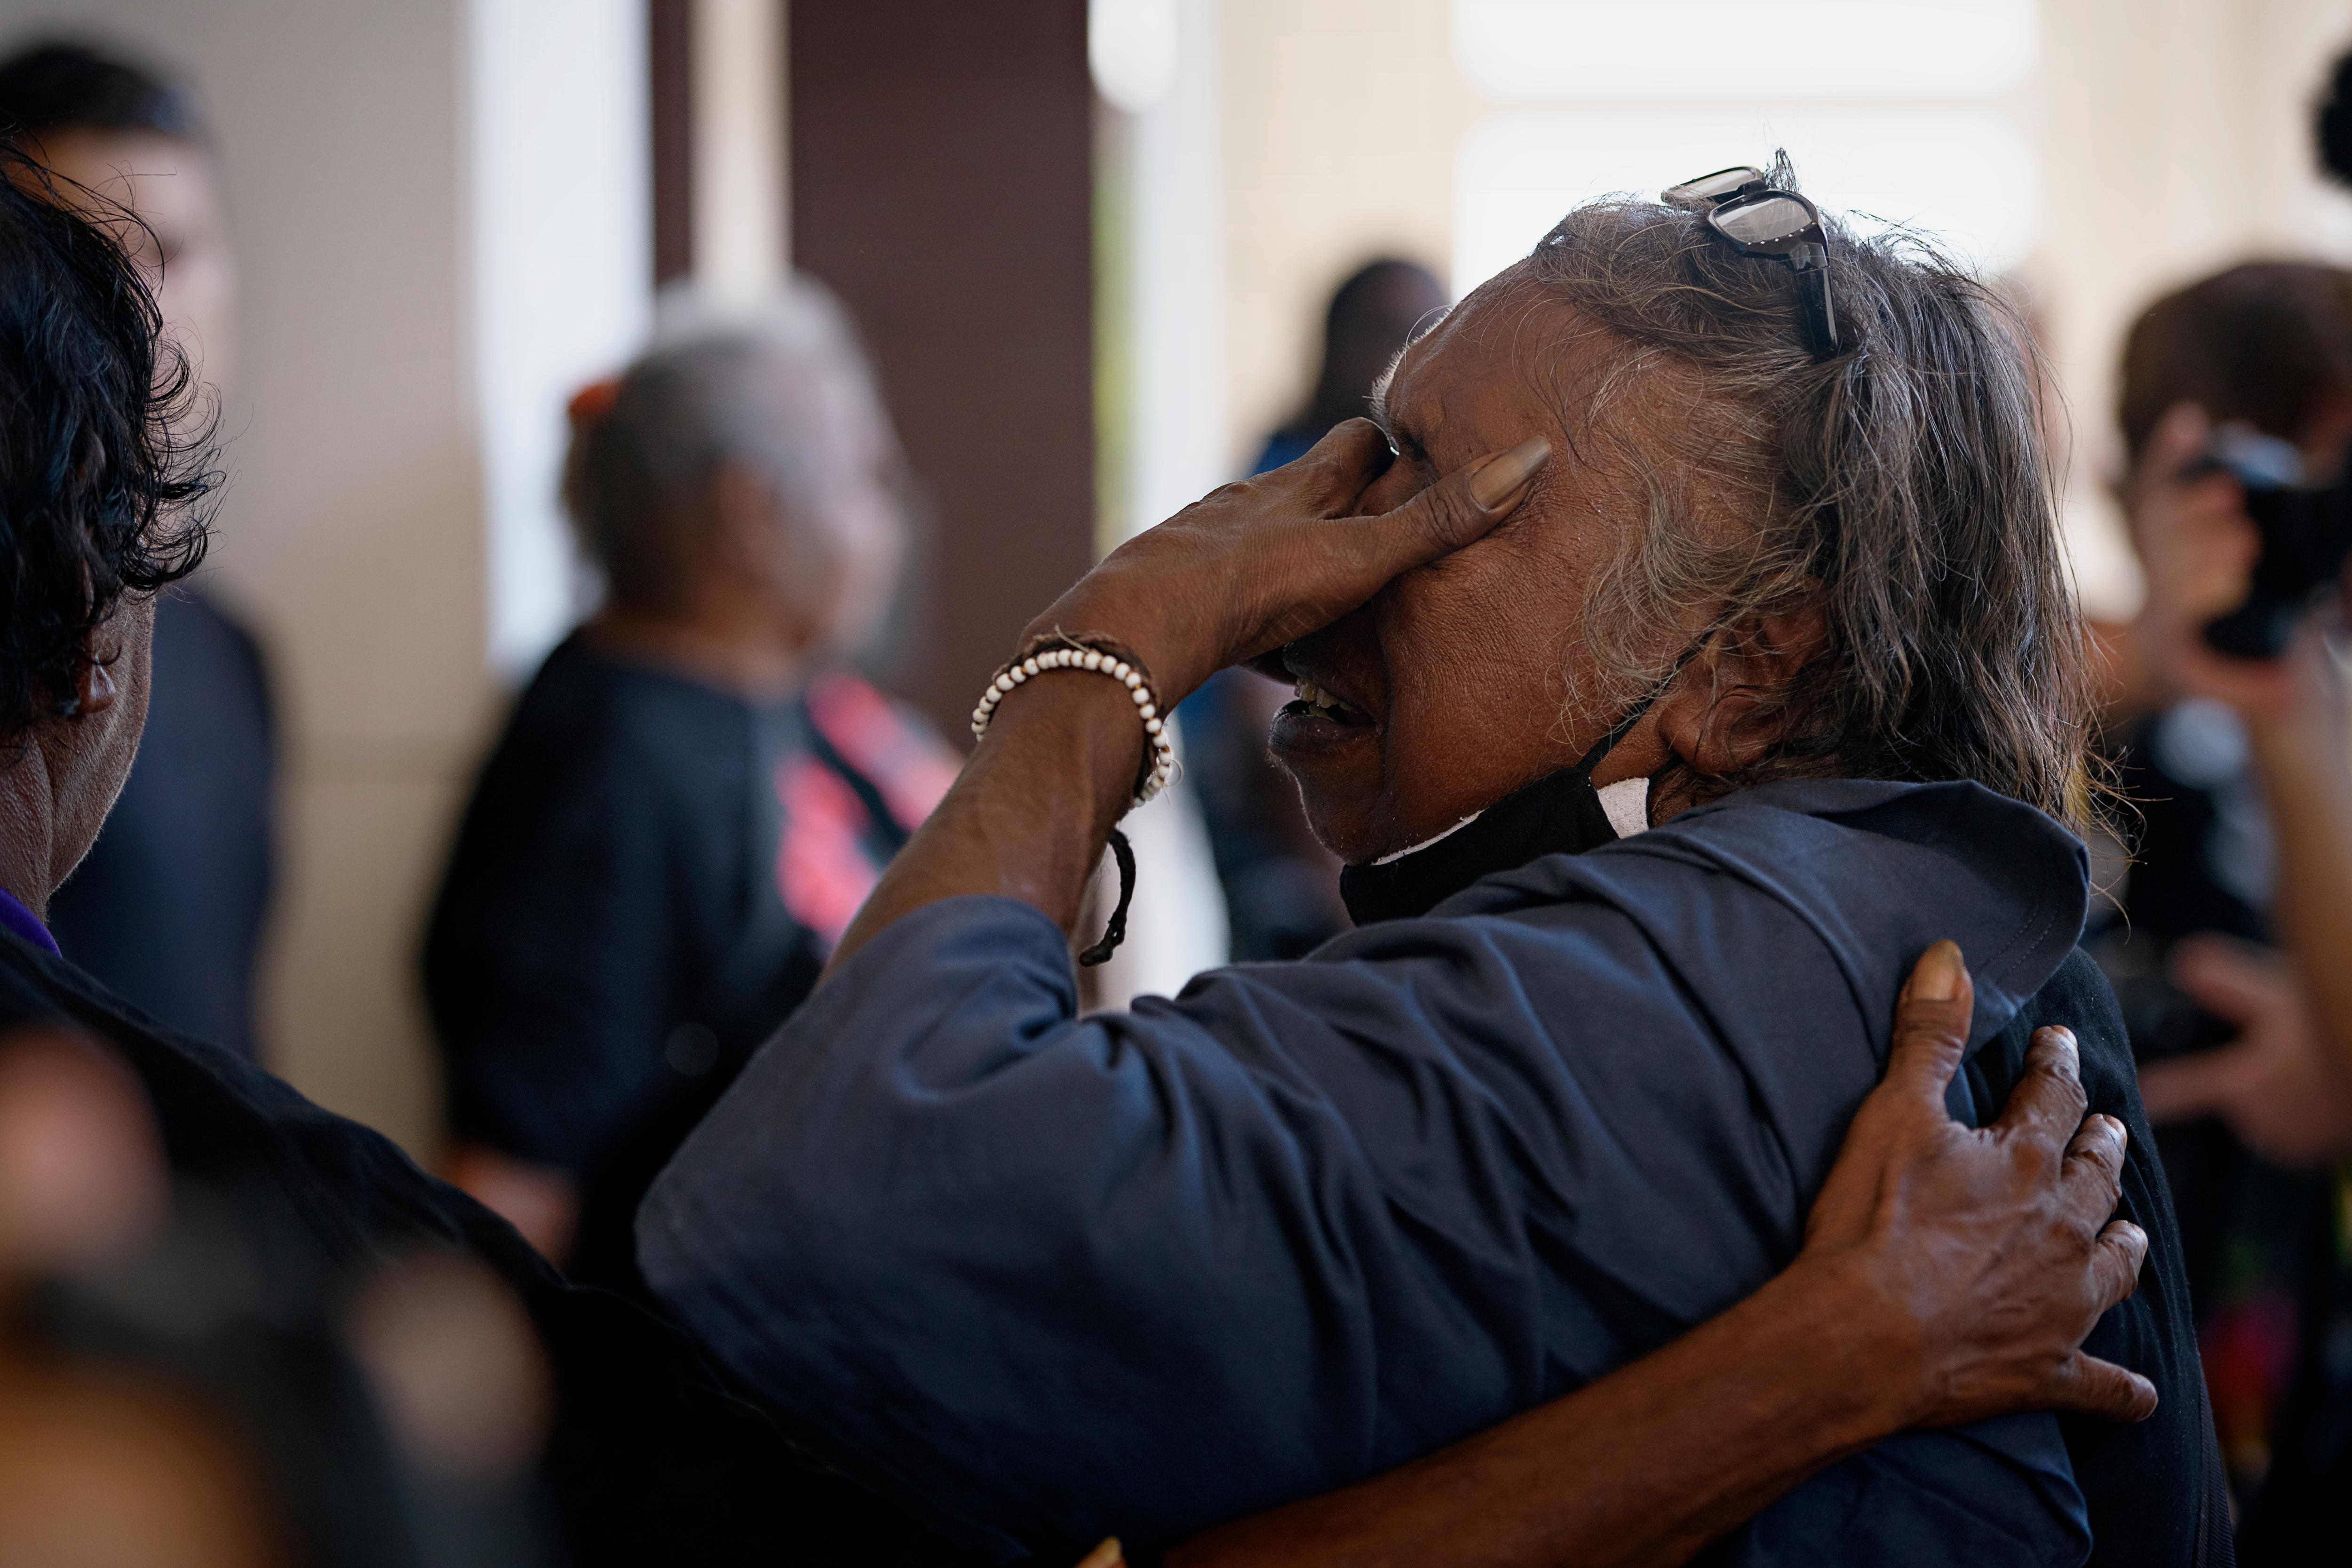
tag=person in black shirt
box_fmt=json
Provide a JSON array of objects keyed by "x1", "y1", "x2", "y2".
[
  {"x1": 0, "y1": 40, "x2": 277, "y2": 1059},
  {"x1": 423, "y1": 292, "x2": 956, "y2": 1291},
  {"x1": 2086, "y1": 262, "x2": 2352, "y2": 1561}
]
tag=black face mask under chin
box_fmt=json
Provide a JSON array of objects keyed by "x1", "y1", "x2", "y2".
[{"x1": 1335, "y1": 678, "x2": 1672, "y2": 929}]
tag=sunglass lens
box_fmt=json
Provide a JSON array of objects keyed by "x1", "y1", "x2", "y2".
[{"x1": 1714, "y1": 195, "x2": 1815, "y2": 246}]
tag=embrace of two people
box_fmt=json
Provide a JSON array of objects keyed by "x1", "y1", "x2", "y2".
[{"x1": 0, "y1": 137, "x2": 2222, "y2": 1568}]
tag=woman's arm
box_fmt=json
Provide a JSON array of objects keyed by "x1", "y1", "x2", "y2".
[
  {"x1": 2123, "y1": 403, "x2": 2352, "y2": 1103},
  {"x1": 830, "y1": 422, "x2": 1535, "y2": 969},
  {"x1": 1163, "y1": 944, "x2": 2151, "y2": 1568},
  {"x1": 825, "y1": 426, "x2": 2151, "y2": 1563},
  {"x1": 2244, "y1": 661, "x2": 2352, "y2": 1078}
]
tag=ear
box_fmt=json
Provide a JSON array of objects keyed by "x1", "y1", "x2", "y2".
[
  {"x1": 1654, "y1": 599, "x2": 1829, "y2": 775},
  {"x1": 61, "y1": 648, "x2": 117, "y2": 720}
]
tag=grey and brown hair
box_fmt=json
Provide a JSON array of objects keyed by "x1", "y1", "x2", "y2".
[
  {"x1": 564, "y1": 276, "x2": 910, "y2": 633},
  {"x1": 1518, "y1": 156, "x2": 2090, "y2": 831}
]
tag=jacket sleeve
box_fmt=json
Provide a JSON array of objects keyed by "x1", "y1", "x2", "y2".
[{"x1": 639, "y1": 891, "x2": 2089, "y2": 1565}]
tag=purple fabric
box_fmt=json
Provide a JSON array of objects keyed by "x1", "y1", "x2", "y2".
[{"x1": 0, "y1": 886, "x2": 59, "y2": 956}]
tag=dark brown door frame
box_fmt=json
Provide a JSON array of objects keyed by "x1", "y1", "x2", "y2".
[
  {"x1": 788, "y1": 0, "x2": 1097, "y2": 738},
  {"x1": 649, "y1": 0, "x2": 695, "y2": 286}
]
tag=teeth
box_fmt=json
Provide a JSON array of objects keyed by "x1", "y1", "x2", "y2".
[{"x1": 1294, "y1": 676, "x2": 1357, "y2": 720}]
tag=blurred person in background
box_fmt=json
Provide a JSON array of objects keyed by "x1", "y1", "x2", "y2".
[
  {"x1": 1186, "y1": 259, "x2": 1446, "y2": 960},
  {"x1": 0, "y1": 124, "x2": 2191, "y2": 1568},
  {"x1": 0, "y1": 135, "x2": 967, "y2": 1568},
  {"x1": 1248, "y1": 259, "x2": 1448, "y2": 476},
  {"x1": 0, "y1": 1025, "x2": 560, "y2": 1568},
  {"x1": 424, "y1": 287, "x2": 957, "y2": 1293},
  {"x1": 0, "y1": 40, "x2": 275, "y2": 1062},
  {"x1": 2085, "y1": 260, "x2": 2352, "y2": 1560},
  {"x1": 0, "y1": 1026, "x2": 281, "y2": 1568}
]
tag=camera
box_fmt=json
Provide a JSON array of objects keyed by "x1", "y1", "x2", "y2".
[{"x1": 2191, "y1": 423, "x2": 2352, "y2": 658}]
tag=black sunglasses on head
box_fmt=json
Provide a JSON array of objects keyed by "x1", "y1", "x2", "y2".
[{"x1": 1661, "y1": 166, "x2": 1841, "y2": 360}]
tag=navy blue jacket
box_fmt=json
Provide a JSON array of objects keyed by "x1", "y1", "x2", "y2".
[
  {"x1": 642, "y1": 779, "x2": 2227, "y2": 1564},
  {"x1": 49, "y1": 587, "x2": 274, "y2": 1056}
]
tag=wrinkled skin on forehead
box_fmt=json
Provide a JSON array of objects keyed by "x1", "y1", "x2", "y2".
[{"x1": 1272, "y1": 266, "x2": 1752, "y2": 864}]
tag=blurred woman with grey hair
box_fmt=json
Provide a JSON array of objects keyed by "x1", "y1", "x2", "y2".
[{"x1": 423, "y1": 281, "x2": 956, "y2": 1296}]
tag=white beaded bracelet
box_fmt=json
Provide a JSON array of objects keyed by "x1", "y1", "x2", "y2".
[{"x1": 969, "y1": 636, "x2": 1177, "y2": 805}]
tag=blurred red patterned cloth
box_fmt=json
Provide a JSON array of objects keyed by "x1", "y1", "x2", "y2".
[
  {"x1": 778, "y1": 673, "x2": 957, "y2": 951},
  {"x1": 423, "y1": 635, "x2": 958, "y2": 1296}
]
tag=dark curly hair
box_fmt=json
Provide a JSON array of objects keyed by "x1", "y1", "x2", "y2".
[
  {"x1": 0, "y1": 39, "x2": 209, "y2": 144},
  {"x1": 0, "y1": 137, "x2": 216, "y2": 748}
]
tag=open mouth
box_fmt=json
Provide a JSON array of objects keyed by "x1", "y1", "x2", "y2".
[{"x1": 1279, "y1": 675, "x2": 1376, "y2": 728}]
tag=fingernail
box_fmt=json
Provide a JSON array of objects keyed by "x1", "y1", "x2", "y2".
[
  {"x1": 1907, "y1": 939, "x2": 1965, "y2": 1001},
  {"x1": 1076, "y1": 1541, "x2": 1124, "y2": 1568},
  {"x1": 1470, "y1": 436, "x2": 1551, "y2": 509}
]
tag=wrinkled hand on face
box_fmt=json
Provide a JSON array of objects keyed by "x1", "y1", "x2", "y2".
[{"x1": 1229, "y1": 279, "x2": 1736, "y2": 863}]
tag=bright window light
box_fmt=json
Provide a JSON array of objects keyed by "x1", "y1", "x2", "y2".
[
  {"x1": 1091, "y1": 0, "x2": 1180, "y2": 113},
  {"x1": 1452, "y1": 106, "x2": 2040, "y2": 294},
  {"x1": 1454, "y1": 0, "x2": 2039, "y2": 103}
]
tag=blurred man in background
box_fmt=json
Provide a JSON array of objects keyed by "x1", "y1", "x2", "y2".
[
  {"x1": 424, "y1": 287, "x2": 956, "y2": 1294},
  {"x1": 0, "y1": 40, "x2": 275, "y2": 1061},
  {"x1": 1185, "y1": 258, "x2": 1445, "y2": 960},
  {"x1": 2085, "y1": 259, "x2": 2352, "y2": 1560}
]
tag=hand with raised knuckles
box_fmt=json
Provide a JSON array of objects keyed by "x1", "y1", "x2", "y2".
[
  {"x1": 1798, "y1": 941, "x2": 2154, "y2": 1432},
  {"x1": 1163, "y1": 942, "x2": 2154, "y2": 1568}
]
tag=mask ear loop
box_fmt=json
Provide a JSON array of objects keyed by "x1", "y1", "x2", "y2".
[{"x1": 1571, "y1": 629, "x2": 1718, "y2": 778}]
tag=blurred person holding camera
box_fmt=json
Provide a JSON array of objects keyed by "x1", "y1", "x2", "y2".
[
  {"x1": 0, "y1": 40, "x2": 276, "y2": 1062},
  {"x1": 2074, "y1": 60, "x2": 2352, "y2": 1553},
  {"x1": 2088, "y1": 261, "x2": 2352, "y2": 1552}
]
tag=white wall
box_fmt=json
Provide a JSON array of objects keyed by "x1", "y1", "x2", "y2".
[
  {"x1": 477, "y1": 0, "x2": 651, "y2": 676},
  {"x1": 691, "y1": 0, "x2": 787, "y2": 307},
  {"x1": 2039, "y1": 0, "x2": 2352, "y2": 491},
  {"x1": 0, "y1": 0, "x2": 651, "y2": 1153},
  {"x1": 1221, "y1": 0, "x2": 2352, "y2": 610},
  {"x1": 1091, "y1": 0, "x2": 1232, "y2": 1003}
]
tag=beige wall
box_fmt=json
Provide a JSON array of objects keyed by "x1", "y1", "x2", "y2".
[
  {"x1": 0, "y1": 0, "x2": 493, "y2": 1152},
  {"x1": 1220, "y1": 0, "x2": 2352, "y2": 548},
  {"x1": 2039, "y1": 0, "x2": 2352, "y2": 485},
  {"x1": 1220, "y1": 0, "x2": 1480, "y2": 471}
]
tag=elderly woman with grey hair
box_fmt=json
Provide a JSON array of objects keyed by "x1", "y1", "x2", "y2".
[
  {"x1": 0, "y1": 134, "x2": 2190, "y2": 1566},
  {"x1": 641, "y1": 167, "x2": 2230, "y2": 1564},
  {"x1": 424, "y1": 284, "x2": 957, "y2": 1295}
]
